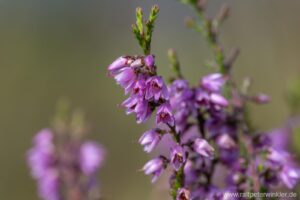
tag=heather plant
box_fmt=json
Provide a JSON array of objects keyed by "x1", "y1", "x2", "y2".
[
  {"x1": 107, "y1": 1, "x2": 300, "y2": 200},
  {"x1": 27, "y1": 101, "x2": 105, "y2": 200}
]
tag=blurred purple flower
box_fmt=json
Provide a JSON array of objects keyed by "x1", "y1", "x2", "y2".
[
  {"x1": 201, "y1": 73, "x2": 226, "y2": 93},
  {"x1": 210, "y1": 93, "x2": 228, "y2": 107},
  {"x1": 251, "y1": 93, "x2": 270, "y2": 104},
  {"x1": 169, "y1": 79, "x2": 189, "y2": 94},
  {"x1": 280, "y1": 164, "x2": 300, "y2": 189},
  {"x1": 268, "y1": 127, "x2": 291, "y2": 151},
  {"x1": 38, "y1": 170, "x2": 60, "y2": 200},
  {"x1": 27, "y1": 129, "x2": 60, "y2": 200},
  {"x1": 27, "y1": 129, "x2": 55, "y2": 179},
  {"x1": 216, "y1": 134, "x2": 236, "y2": 149},
  {"x1": 266, "y1": 148, "x2": 300, "y2": 188},
  {"x1": 193, "y1": 138, "x2": 214, "y2": 159},
  {"x1": 80, "y1": 141, "x2": 105, "y2": 175}
]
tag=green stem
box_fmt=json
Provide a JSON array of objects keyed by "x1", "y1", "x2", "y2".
[
  {"x1": 168, "y1": 124, "x2": 185, "y2": 200},
  {"x1": 194, "y1": 10, "x2": 226, "y2": 74}
]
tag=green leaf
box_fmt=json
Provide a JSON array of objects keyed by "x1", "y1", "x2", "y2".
[
  {"x1": 132, "y1": 5, "x2": 159, "y2": 55},
  {"x1": 168, "y1": 49, "x2": 183, "y2": 78},
  {"x1": 136, "y1": 7, "x2": 144, "y2": 34}
]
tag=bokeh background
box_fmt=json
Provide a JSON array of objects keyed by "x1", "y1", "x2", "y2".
[{"x1": 1, "y1": 0, "x2": 300, "y2": 199}]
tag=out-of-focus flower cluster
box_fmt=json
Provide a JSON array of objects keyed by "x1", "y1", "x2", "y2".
[{"x1": 27, "y1": 110, "x2": 105, "y2": 200}]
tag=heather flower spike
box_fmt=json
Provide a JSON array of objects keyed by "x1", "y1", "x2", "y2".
[
  {"x1": 27, "y1": 102, "x2": 105, "y2": 200},
  {"x1": 107, "y1": 2, "x2": 300, "y2": 200}
]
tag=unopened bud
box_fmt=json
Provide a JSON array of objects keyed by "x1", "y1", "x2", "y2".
[
  {"x1": 251, "y1": 93, "x2": 270, "y2": 104},
  {"x1": 218, "y1": 4, "x2": 230, "y2": 22}
]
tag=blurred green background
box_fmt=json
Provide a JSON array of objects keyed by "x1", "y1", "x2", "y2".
[{"x1": 0, "y1": 0, "x2": 300, "y2": 199}]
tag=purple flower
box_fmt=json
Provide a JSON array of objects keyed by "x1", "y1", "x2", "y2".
[
  {"x1": 219, "y1": 148, "x2": 239, "y2": 165},
  {"x1": 114, "y1": 67, "x2": 136, "y2": 94},
  {"x1": 132, "y1": 77, "x2": 147, "y2": 96},
  {"x1": 144, "y1": 54, "x2": 155, "y2": 68},
  {"x1": 195, "y1": 89, "x2": 210, "y2": 107},
  {"x1": 142, "y1": 157, "x2": 166, "y2": 183},
  {"x1": 170, "y1": 145, "x2": 186, "y2": 171},
  {"x1": 145, "y1": 76, "x2": 169, "y2": 101},
  {"x1": 169, "y1": 79, "x2": 189, "y2": 94},
  {"x1": 38, "y1": 171, "x2": 60, "y2": 200},
  {"x1": 122, "y1": 96, "x2": 151, "y2": 123},
  {"x1": 193, "y1": 138, "x2": 214, "y2": 159},
  {"x1": 27, "y1": 129, "x2": 55, "y2": 179},
  {"x1": 139, "y1": 129, "x2": 161, "y2": 153},
  {"x1": 280, "y1": 164, "x2": 300, "y2": 189},
  {"x1": 210, "y1": 93, "x2": 228, "y2": 107},
  {"x1": 201, "y1": 73, "x2": 226, "y2": 93},
  {"x1": 252, "y1": 134, "x2": 271, "y2": 150},
  {"x1": 183, "y1": 160, "x2": 197, "y2": 185},
  {"x1": 174, "y1": 109, "x2": 190, "y2": 132},
  {"x1": 33, "y1": 129, "x2": 54, "y2": 147},
  {"x1": 108, "y1": 56, "x2": 128, "y2": 75},
  {"x1": 170, "y1": 80, "x2": 194, "y2": 110},
  {"x1": 268, "y1": 127, "x2": 291, "y2": 151},
  {"x1": 251, "y1": 93, "x2": 270, "y2": 104},
  {"x1": 122, "y1": 95, "x2": 139, "y2": 115},
  {"x1": 135, "y1": 99, "x2": 151, "y2": 123},
  {"x1": 216, "y1": 134, "x2": 236, "y2": 149},
  {"x1": 80, "y1": 141, "x2": 105, "y2": 175},
  {"x1": 267, "y1": 148, "x2": 300, "y2": 189},
  {"x1": 156, "y1": 103, "x2": 175, "y2": 126},
  {"x1": 27, "y1": 129, "x2": 61, "y2": 200},
  {"x1": 267, "y1": 148, "x2": 290, "y2": 164},
  {"x1": 176, "y1": 188, "x2": 191, "y2": 200}
]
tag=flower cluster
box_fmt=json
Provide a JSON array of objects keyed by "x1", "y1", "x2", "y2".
[
  {"x1": 27, "y1": 129, "x2": 60, "y2": 200},
  {"x1": 107, "y1": 3, "x2": 300, "y2": 200},
  {"x1": 109, "y1": 54, "x2": 232, "y2": 198},
  {"x1": 108, "y1": 55, "x2": 173, "y2": 125},
  {"x1": 252, "y1": 127, "x2": 300, "y2": 190},
  {"x1": 27, "y1": 126, "x2": 105, "y2": 200}
]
